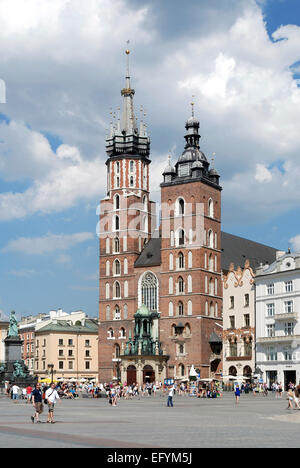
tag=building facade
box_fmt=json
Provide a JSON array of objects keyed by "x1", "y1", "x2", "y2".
[
  {"x1": 256, "y1": 251, "x2": 300, "y2": 389},
  {"x1": 19, "y1": 313, "x2": 48, "y2": 374},
  {"x1": 35, "y1": 316, "x2": 99, "y2": 381},
  {"x1": 98, "y1": 51, "x2": 223, "y2": 384},
  {"x1": 222, "y1": 261, "x2": 255, "y2": 380}
]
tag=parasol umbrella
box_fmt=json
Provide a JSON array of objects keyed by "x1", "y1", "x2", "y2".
[{"x1": 39, "y1": 378, "x2": 52, "y2": 383}]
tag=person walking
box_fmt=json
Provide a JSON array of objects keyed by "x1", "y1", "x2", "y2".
[
  {"x1": 45, "y1": 383, "x2": 60, "y2": 423},
  {"x1": 293, "y1": 385, "x2": 300, "y2": 410},
  {"x1": 26, "y1": 385, "x2": 33, "y2": 404},
  {"x1": 11, "y1": 384, "x2": 20, "y2": 401},
  {"x1": 167, "y1": 385, "x2": 175, "y2": 407},
  {"x1": 287, "y1": 388, "x2": 294, "y2": 410},
  {"x1": 31, "y1": 383, "x2": 44, "y2": 423},
  {"x1": 235, "y1": 384, "x2": 241, "y2": 404}
]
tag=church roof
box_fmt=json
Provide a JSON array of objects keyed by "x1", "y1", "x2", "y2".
[
  {"x1": 221, "y1": 232, "x2": 278, "y2": 272},
  {"x1": 209, "y1": 331, "x2": 222, "y2": 343},
  {"x1": 134, "y1": 237, "x2": 162, "y2": 268},
  {"x1": 36, "y1": 318, "x2": 99, "y2": 334},
  {"x1": 134, "y1": 232, "x2": 278, "y2": 272}
]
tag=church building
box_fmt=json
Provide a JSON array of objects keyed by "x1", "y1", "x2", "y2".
[{"x1": 98, "y1": 48, "x2": 223, "y2": 385}]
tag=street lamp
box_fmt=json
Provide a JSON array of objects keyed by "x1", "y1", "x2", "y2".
[{"x1": 48, "y1": 363, "x2": 54, "y2": 383}]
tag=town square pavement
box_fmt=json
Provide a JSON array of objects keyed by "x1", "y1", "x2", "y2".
[{"x1": 0, "y1": 392, "x2": 299, "y2": 448}]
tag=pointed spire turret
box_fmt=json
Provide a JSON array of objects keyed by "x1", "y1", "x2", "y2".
[
  {"x1": 161, "y1": 100, "x2": 221, "y2": 187},
  {"x1": 105, "y1": 43, "x2": 150, "y2": 157}
]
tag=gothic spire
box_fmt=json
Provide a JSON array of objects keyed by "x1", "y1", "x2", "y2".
[
  {"x1": 105, "y1": 44, "x2": 150, "y2": 158},
  {"x1": 120, "y1": 43, "x2": 138, "y2": 135}
]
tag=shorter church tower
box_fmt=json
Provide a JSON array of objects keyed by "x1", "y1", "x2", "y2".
[{"x1": 159, "y1": 108, "x2": 223, "y2": 380}]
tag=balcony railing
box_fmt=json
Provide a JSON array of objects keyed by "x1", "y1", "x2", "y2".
[
  {"x1": 257, "y1": 334, "x2": 300, "y2": 344},
  {"x1": 275, "y1": 312, "x2": 298, "y2": 321}
]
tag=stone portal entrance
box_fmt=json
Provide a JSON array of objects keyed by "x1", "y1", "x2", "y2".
[
  {"x1": 143, "y1": 365, "x2": 155, "y2": 383},
  {"x1": 127, "y1": 365, "x2": 137, "y2": 385},
  {"x1": 120, "y1": 305, "x2": 169, "y2": 385}
]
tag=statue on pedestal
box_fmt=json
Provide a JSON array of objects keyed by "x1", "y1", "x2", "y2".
[{"x1": 7, "y1": 311, "x2": 19, "y2": 338}]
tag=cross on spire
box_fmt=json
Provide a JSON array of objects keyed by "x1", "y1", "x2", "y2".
[
  {"x1": 125, "y1": 40, "x2": 130, "y2": 77},
  {"x1": 191, "y1": 95, "x2": 195, "y2": 117}
]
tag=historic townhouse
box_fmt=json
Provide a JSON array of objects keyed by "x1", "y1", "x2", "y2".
[
  {"x1": 256, "y1": 251, "x2": 300, "y2": 389},
  {"x1": 222, "y1": 261, "x2": 256, "y2": 380}
]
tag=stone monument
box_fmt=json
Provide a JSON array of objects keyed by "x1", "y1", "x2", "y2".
[{"x1": 0, "y1": 311, "x2": 36, "y2": 387}]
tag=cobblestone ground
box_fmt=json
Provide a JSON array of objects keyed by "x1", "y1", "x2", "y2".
[{"x1": 0, "y1": 392, "x2": 299, "y2": 448}]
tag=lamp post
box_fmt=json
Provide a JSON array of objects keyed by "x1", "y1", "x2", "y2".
[{"x1": 48, "y1": 363, "x2": 54, "y2": 384}]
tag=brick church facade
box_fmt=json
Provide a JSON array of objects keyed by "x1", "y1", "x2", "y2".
[{"x1": 98, "y1": 50, "x2": 223, "y2": 384}]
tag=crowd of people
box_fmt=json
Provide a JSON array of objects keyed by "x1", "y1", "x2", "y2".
[{"x1": 4, "y1": 378, "x2": 300, "y2": 415}]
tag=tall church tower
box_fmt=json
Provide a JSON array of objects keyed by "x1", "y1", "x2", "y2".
[
  {"x1": 98, "y1": 48, "x2": 156, "y2": 381},
  {"x1": 159, "y1": 108, "x2": 223, "y2": 380}
]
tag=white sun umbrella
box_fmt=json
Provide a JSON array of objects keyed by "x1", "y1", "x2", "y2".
[{"x1": 189, "y1": 365, "x2": 198, "y2": 378}]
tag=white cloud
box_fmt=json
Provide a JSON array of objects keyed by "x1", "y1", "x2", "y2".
[
  {"x1": 0, "y1": 0, "x2": 299, "y2": 226},
  {"x1": 289, "y1": 235, "x2": 300, "y2": 252},
  {"x1": 2, "y1": 232, "x2": 94, "y2": 255},
  {"x1": 0, "y1": 120, "x2": 105, "y2": 220},
  {"x1": 255, "y1": 164, "x2": 272, "y2": 183}
]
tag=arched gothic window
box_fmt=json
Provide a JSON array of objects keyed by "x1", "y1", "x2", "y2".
[
  {"x1": 114, "y1": 194, "x2": 120, "y2": 210},
  {"x1": 141, "y1": 272, "x2": 158, "y2": 311},
  {"x1": 114, "y1": 237, "x2": 120, "y2": 253},
  {"x1": 106, "y1": 305, "x2": 110, "y2": 320},
  {"x1": 178, "y1": 252, "x2": 184, "y2": 269},
  {"x1": 178, "y1": 198, "x2": 185, "y2": 215},
  {"x1": 114, "y1": 215, "x2": 120, "y2": 231},
  {"x1": 114, "y1": 305, "x2": 121, "y2": 320},
  {"x1": 178, "y1": 276, "x2": 184, "y2": 293},
  {"x1": 143, "y1": 195, "x2": 147, "y2": 211},
  {"x1": 208, "y1": 198, "x2": 214, "y2": 218},
  {"x1": 178, "y1": 301, "x2": 184, "y2": 316},
  {"x1": 114, "y1": 282, "x2": 121, "y2": 298},
  {"x1": 208, "y1": 230, "x2": 214, "y2": 248},
  {"x1": 178, "y1": 229, "x2": 185, "y2": 246},
  {"x1": 114, "y1": 259, "x2": 121, "y2": 276},
  {"x1": 115, "y1": 343, "x2": 120, "y2": 358}
]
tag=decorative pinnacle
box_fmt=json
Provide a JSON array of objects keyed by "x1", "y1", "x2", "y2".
[
  {"x1": 191, "y1": 95, "x2": 195, "y2": 117},
  {"x1": 211, "y1": 152, "x2": 216, "y2": 168},
  {"x1": 125, "y1": 40, "x2": 130, "y2": 77}
]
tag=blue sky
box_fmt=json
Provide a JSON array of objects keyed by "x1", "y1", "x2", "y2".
[{"x1": 0, "y1": 0, "x2": 300, "y2": 319}]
